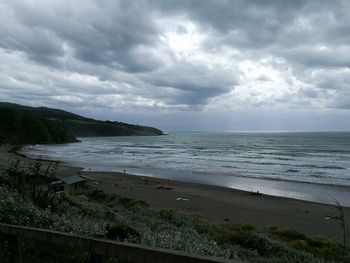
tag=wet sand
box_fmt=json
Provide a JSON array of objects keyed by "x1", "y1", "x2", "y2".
[
  {"x1": 76, "y1": 165, "x2": 350, "y2": 207},
  {"x1": 1, "y1": 145, "x2": 349, "y2": 244}
]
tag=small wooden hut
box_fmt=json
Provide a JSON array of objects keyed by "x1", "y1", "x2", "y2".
[{"x1": 62, "y1": 175, "x2": 95, "y2": 195}]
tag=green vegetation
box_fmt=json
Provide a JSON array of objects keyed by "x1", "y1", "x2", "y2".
[
  {"x1": 0, "y1": 162, "x2": 106, "y2": 263},
  {"x1": 105, "y1": 224, "x2": 142, "y2": 243},
  {"x1": 0, "y1": 102, "x2": 163, "y2": 139},
  {"x1": 59, "y1": 119, "x2": 163, "y2": 137},
  {"x1": 0, "y1": 161, "x2": 348, "y2": 262},
  {"x1": 118, "y1": 197, "x2": 149, "y2": 208},
  {"x1": 266, "y1": 226, "x2": 348, "y2": 262},
  {"x1": 0, "y1": 108, "x2": 77, "y2": 144}
]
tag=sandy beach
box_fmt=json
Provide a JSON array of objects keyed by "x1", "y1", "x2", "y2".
[{"x1": 0, "y1": 145, "x2": 349, "y2": 245}]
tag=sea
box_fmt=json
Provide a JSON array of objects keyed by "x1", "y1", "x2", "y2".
[{"x1": 22, "y1": 132, "x2": 350, "y2": 206}]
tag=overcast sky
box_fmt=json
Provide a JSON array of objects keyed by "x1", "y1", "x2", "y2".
[{"x1": 1, "y1": 0, "x2": 350, "y2": 131}]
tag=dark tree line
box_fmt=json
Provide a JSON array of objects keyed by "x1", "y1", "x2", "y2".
[{"x1": 0, "y1": 108, "x2": 77, "y2": 144}]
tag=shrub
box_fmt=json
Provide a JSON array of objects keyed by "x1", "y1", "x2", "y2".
[
  {"x1": 88, "y1": 190, "x2": 108, "y2": 201},
  {"x1": 267, "y1": 227, "x2": 307, "y2": 241},
  {"x1": 290, "y1": 239, "x2": 309, "y2": 250},
  {"x1": 118, "y1": 197, "x2": 149, "y2": 208},
  {"x1": 0, "y1": 185, "x2": 53, "y2": 228},
  {"x1": 105, "y1": 224, "x2": 141, "y2": 243},
  {"x1": 235, "y1": 232, "x2": 290, "y2": 257},
  {"x1": 267, "y1": 226, "x2": 350, "y2": 262}
]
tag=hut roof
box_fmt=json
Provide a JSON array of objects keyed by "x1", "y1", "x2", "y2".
[
  {"x1": 62, "y1": 175, "x2": 87, "y2": 185},
  {"x1": 80, "y1": 175, "x2": 96, "y2": 181}
]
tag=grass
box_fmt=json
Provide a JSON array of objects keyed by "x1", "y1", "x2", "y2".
[
  {"x1": 118, "y1": 197, "x2": 149, "y2": 208},
  {"x1": 83, "y1": 187, "x2": 350, "y2": 262},
  {"x1": 266, "y1": 226, "x2": 350, "y2": 262},
  {"x1": 83, "y1": 191, "x2": 346, "y2": 262}
]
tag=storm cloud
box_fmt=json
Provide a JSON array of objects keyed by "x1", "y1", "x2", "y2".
[{"x1": 1, "y1": 0, "x2": 350, "y2": 131}]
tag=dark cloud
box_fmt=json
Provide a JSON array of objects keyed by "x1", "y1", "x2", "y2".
[
  {"x1": 163, "y1": 0, "x2": 350, "y2": 69},
  {"x1": 0, "y1": 19, "x2": 64, "y2": 65},
  {"x1": 154, "y1": 0, "x2": 307, "y2": 48},
  {"x1": 143, "y1": 61, "x2": 237, "y2": 105},
  {"x1": 3, "y1": 0, "x2": 160, "y2": 70},
  {"x1": 281, "y1": 46, "x2": 350, "y2": 68}
]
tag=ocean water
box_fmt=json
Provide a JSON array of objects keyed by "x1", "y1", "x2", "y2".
[
  {"x1": 22, "y1": 132, "x2": 350, "y2": 205},
  {"x1": 23, "y1": 132, "x2": 350, "y2": 186}
]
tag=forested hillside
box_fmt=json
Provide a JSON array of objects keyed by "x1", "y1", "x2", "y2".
[
  {"x1": 0, "y1": 108, "x2": 77, "y2": 144},
  {"x1": 0, "y1": 102, "x2": 163, "y2": 144}
]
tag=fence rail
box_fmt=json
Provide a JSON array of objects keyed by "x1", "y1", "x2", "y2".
[{"x1": 0, "y1": 223, "x2": 240, "y2": 263}]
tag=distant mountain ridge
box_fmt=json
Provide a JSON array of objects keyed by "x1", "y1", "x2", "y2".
[{"x1": 0, "y1": 102, "x2": 163, "y2": 144}]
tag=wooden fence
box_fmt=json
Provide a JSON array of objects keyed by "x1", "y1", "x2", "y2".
[{"x1": 0, "y1": 223, "x2": 241, "y2": 263}]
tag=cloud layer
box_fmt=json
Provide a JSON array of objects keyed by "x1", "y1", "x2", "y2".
[{"x1": 1, "y1": 0, "x2": 350, "y2": 130}]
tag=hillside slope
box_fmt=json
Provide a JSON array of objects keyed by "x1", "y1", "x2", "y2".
[
  {"x1": 0, "y1": 108, "x2": 77, "y2": 144},
  {"x1": 0, "y1": 102, "x2": 163, "y2": 138}
]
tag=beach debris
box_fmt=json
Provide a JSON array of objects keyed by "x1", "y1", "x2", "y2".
[
  {"x1": 176, "y1": 197, "x2": 189, "y2": 201},
  {"x1": 155, "y1": 183, "x2": 172, "y2": 190},
  {"x1": 323, "y1": 213, "x2": 342, "y2": 220}
]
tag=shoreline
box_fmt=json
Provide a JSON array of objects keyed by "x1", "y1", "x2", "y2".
[
  {"x1": 1, "y1": 145, "x2": 350, "y2": 244},
  {"x1": 77, "y1": 160, "x2": 350, "y2": 188},
  {"x1": 19, "y1": 144, "x2": 350, "y2": 207},
  {"x1": 77, "y1": 164, "x2": 350, "y2": 207}
]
